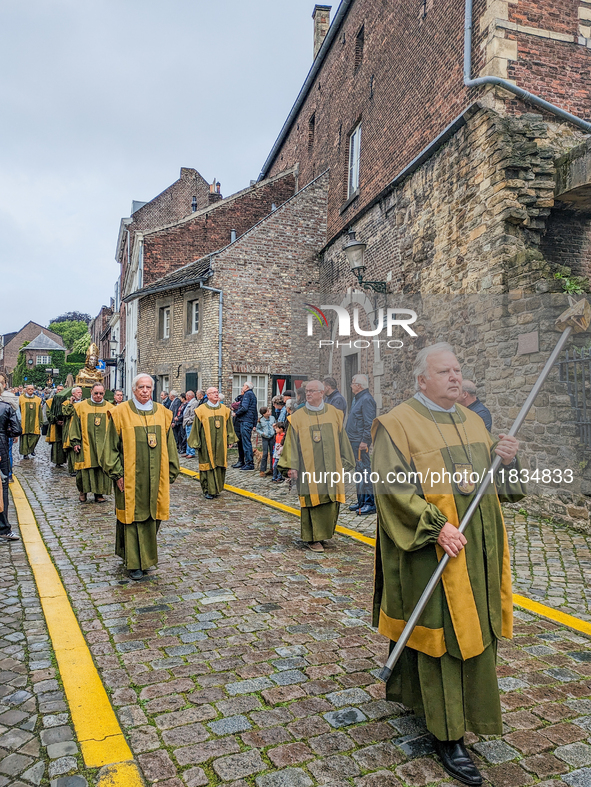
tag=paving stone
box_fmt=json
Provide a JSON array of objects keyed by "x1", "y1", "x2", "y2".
[
  {"x1": 138, "y1": 749, "x2": 177, "y2": 780},
  {"x1": 40, "y1": 727, "x2": 74, "y2": 746},
  {"x1": 213, "y1": 750, "x2": 266, "y2": 781},
  {"x1": 563, "y1": 768, "x2": 591, "y2": 786},
  {"x1": 182, "y1": 766, "x2": 208, "y2": 787},
  {"x1": 394, "y1": 757, "x2": 446, "y2": 787},
  {"x1": 46, "y1": 741, "x2": 78, "y2": 759},
  {"x1": 21, "y1": 760, "x2": 45, "y2": 786},
  {"x1": 498, "y1": 677, "x2": 529, "y2": 691},
  {"x1": 482, "y1": 762, "x2": 534, "y2": 787},
  {"x1": 310, "y1": 732, "x2": 354, "y2": 755},
  {"x1": 49, "y1": 777, "x2": 88, "y2": 787},
  {"x1": 174, "y1": 738, "x2": 241, "y2": 766},
  {"x1": 250, "y1": 708, "x2": 293, "y2": 728},
  {"x1": 352, "y1": 741, "x2": 403, "y2": 770},
  {"x1": 349, "y1": 722, "x2": 393, "y2": 746},
  {"x1": 226, "y1": 677, "x2": 273, "y2": 695},
  {"x1": 48, "y1": 757, "x2": 77, "y2": 778},
  {"x1": 308, "y1": 753, "x2": 361, "y2": 782},
  {"x1": 555, "y1": 742, "x2": 591, "y2": 767},
  {"x1": 242, "y1": 727, "x2": 293, "y2": 749},
  {"x1": 521, "y1": 752, "x2": 570, "y2": 777},
  {"x1": 0, "y1": 729, "x2": 33, "y2": 750},
  {"x1": 256, "y1": 767, "x2": 313, "y2": 787},
  {"x1": 267, "y1": 742, "x2": 313, "y2": 767},
  {"x1": 543, "y1": 722, "x2": 589, "y2": 745},
  {"x1": 216, "y1": 696, "x2": 261, "y2": 716},
  {"x1": 275, "y1": 646, "x2": 308, "y2": 658},
  {"x1": 473, "y1": 739, "x2": 520, "y2": 764},
  {"x1": 270, "y1": 670, "x2": 308, "y2": 686},
  {"x1": 324, "y1": 707, "x2": 367, "y2": 728},
  {"x1": 353, "y1": 771, "x2": 401, "y2": 787},
  {"x1": 262, "y1": 686, "x2": 307, "y2": 705},
  {"x1": 358, "y1": 700, "x2": 401, "y2": 720},
  {"x1": 0, "y1": 753, "x2": 33, "y2": 775},
  {"x1": 128, "y1": 725, "x2": 161, "y2": 753},
  {"x1": 161, "y1": 723, "x2": 209, "y2": 748},
  {"x1": 503, "y1": 729, "x2": 554, "y2": 754},
  {"x1": 209, "y1": 715, "x2": 252, "y2": 735},
  {"x1": 326, "y1": 688, "x2": 371, "y2": 707},
  {"x1": 393, "y1": 734, "x2": 435, "y2": 760}
]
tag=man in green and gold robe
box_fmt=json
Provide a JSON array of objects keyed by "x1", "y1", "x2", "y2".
[
  {"x1": 69, "y1": 383, "x2": 114, "y2": 502},
  {"x1": 101, "y1": 373, "x2": 180, "y2": 580},
  {"x1": 62, "y1": 387, "x2": 83, "y2": 475},
  {"x1": 19, "y1": 384, "x2": 43, "y2": 458},
  {"x1": 45, "y1": 385, "x2": 67, "y2": 466},
  {"x1": 188, "y1": 386, "x2": 235, "y2": 499},
  {"x1": 279, "y1": 380, "x2": 355, "y2": 553},
  {"x1": 372, "y1": 343, "x2": 525, "y2": 786}
]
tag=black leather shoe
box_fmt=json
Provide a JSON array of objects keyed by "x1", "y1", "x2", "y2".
[
  {"x1": 433, "y1": 738, "x2": 482, "y2": 786},
  {"x1": 204, "y1": 493, "x2": 214, "y2": 499},
  {"x1": 358, "y1": 504, "x2": 377, "y2": 515},
  {"x1": 129, "y1": 569, "x2": 143, "y2": 581},
  {"x1": 231, "y1": 462, "x2": 244, "y2": 468},
  {"x1": 349, "y1": 502, "x2": 361, "y2": 511}
]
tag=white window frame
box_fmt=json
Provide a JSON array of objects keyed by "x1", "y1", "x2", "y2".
[
  {"x1": 162, "y1": 306, "x2": 171, "y2": 339},
  {"x1": 348, "y1": 123, "x2": 362, "y2": 197},
  {"x1": 36, "y1": 355, "x2": 51, "y2": 366},
  {"x1": 190, "y1": 300, "x2": 199, "y2": 334},
  {"x1": 232, "y1": 374, "x2": 268, "y2": 408},
  {"x1": 160, "y1": 375, "x2": 170, "y2": 395}
]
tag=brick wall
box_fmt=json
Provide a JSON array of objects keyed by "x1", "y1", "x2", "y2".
[
  {"x1": 264, "y1": 0, "x2": 591, "y2": 242},
  {"x1": 2, "y1": 323, "x2": 65, "y2": 376},
  {"x1": 130, "y1": 168, "x2": 210, "y2": 233},
  {"x1": 137, "y1": 172, "x2": 328, "y2": 404},
  {"x1": 141, "y1": 171, "x2": 297, "y2": 286}
]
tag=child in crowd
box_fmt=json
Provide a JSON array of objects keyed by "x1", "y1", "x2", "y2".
[
  {"x1": 255, "y1": 406, "x2": 276, "y2": 476},
  {"x1": 271, "y1": 422, "x2": 286, "y2": 483}
]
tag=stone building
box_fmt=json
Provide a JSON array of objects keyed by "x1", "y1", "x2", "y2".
[{"x1": 0, "y1": 322, "x2": 65, "y2": 384}]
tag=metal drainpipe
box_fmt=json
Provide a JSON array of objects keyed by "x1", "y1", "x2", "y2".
[
  {"x1": 200, "y1": 285, "x2": 223, "y2": 391},
  {"x1": 464, "y1": 0, "x2": 591, "y2": 133}
]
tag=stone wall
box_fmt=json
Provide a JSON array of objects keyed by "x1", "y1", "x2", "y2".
[{"x1": 316, "y1": 106, "x2": 591, "y2": 532}]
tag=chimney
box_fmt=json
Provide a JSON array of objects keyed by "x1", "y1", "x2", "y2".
[
  {"x1": 312, "y1": 5, "x2": 331, "y2": 59},
  {"x1": 208, "y1": 179, "x2": 223, "y2": 205}
]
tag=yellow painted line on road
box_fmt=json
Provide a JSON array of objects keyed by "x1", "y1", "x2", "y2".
[
  {"x1": 180, "y1": 468, "x2": 591, "y2": 636},
  {"x1": 513, "y1": 593, "x2": 591, "y2": 637},
  {"x1": 10, "y1": 477, "x2": 143, "y2": 785}
]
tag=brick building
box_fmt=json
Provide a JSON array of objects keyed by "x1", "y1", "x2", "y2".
[
  {"x1": 125, "y1": 170, "x2": 325, "y2": 403},
  {"x1": 0, "y1": 322, "x2": 65, "y2": 384}
]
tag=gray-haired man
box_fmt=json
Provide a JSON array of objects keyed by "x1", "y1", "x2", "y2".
[{"x1": 346, "y1": 373, "x2": 377, "y2": 515}]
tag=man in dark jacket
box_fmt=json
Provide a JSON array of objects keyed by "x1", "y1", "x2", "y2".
[
  {"x1": 346, "y1": 374, "x2": 377, "y2": 515},
  {"x1": 323, "y1": 377, "x2": 347, "y2": 417},
  {"x1": 459, "y1": 380, "x2": 492, "y2": 432},
  {"x1": 232, "y1": 382, "x2": 258, "y2": 470},
  {"x1": 0, "y1": 395, "x2": 22, "y2": 541}
]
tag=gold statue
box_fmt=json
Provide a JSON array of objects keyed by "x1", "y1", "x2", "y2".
[{"x1": 75, "y1": 342, "x2": 104, "y2": 388}]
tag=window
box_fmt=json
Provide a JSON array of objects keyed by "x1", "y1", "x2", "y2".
[
  {"x1": 354, "y1": 25, "x2": 364, "y2": 70},
  {"x1": 232, "y1": 374, "x2": 268, "y2": 408},
  {"x1": 348, "y1": 123, "x2": 361, "y2": 197},
  {"x1": 187, "y1": 300, "x2": 199, "y2": 334},
  {"x1": 308, "y1": 113, "x2": 315, "y2": 151},
  {"x1": 159, "y1": 306, "x2": 171, "y2": 339},
  {"x1": 159, "y1": 375, "x2": 170, "y2": 396},
  {"x1": 36, "y1": 355, "x2": 51, "y2": 366}
]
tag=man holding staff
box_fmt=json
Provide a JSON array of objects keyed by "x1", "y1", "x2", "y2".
[{"x1": 372, "y1": 343, "x2": 525, "y2": 786}]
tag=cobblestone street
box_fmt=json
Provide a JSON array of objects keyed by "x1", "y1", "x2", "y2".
[{"x1": 2, "y1": 445, "x2": 591, "y2": 786}]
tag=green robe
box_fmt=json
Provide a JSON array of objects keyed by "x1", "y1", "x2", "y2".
[
  {"x1": 18, "y1": 395, "x2": 43, "y2": 456},
  {"x1": 62, "y1": 398, "x2": 82, "y2": 473},
  {"x1": 371, "y1": 397, "x2": 526, "y2": 740},
  {"x1": 188, "y1": 403, "x2": 236, "y2": 496},
  {"x1": 69, "y1": 399, "x2": 114, "y2": 495},
  {"x1": 101, "y1": 401, "x2": 180, "y2": 570},
  {"x1": 45, "y1": 397, "x2": 67, "y2": 466},
  {"x1": 278, "y1": 405, "x2": 355, "y2": 542}
]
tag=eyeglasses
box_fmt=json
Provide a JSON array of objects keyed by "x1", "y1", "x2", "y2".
[{"x1": 306, "y1": 389, "x2": 324, "y2": 394}]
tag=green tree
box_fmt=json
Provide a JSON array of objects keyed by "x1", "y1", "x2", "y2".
[
  {"x1": 72, "y1": 332, "x2": 91, "y2": 355},
  {"x1": 48, "y1": 320, "x2": 88, "y2": 351}
]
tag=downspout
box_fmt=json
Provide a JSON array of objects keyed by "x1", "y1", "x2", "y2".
[
  {"x1": 464, "y1": 0, "x2": 591, "y2": 133},
  {"x1": 200, "y1": 285, "x2": 223, "y2": 392}
]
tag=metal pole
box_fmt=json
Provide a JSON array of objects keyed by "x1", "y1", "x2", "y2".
[{"x1": 378, "y1": 325, "x2": 573, "y2": 682}]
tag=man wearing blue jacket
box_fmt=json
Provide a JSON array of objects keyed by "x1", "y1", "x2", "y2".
[
  {"x1": 232, "y1": 382, "x2": 258, "y2": 471},
  {"x1": 346, "y1": 374, "x2": 377, "y2": 515}
]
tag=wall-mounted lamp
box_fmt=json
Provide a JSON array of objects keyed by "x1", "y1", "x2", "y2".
[{"x1": 343, "y1": 229, "x2": 387, "y2": 294}]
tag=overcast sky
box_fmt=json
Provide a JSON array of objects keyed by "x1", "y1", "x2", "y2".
[{"x1": 0, "y1": 0, "x2": 319, "y2": 333}]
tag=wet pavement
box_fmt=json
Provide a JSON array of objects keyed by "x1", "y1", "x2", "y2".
[{"x1": 3, "y1": 444, "x2": 591, "y2": 786}]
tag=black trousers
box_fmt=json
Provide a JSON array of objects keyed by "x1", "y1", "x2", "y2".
[{"x1": 0, "y1": 443, "x2": 10, "y2": 532}]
